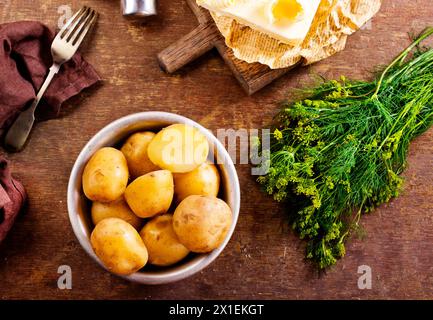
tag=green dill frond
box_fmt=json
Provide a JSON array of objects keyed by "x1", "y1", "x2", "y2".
[{"x1": 256, "y1": 27, "x2": 433, "y2": 269}]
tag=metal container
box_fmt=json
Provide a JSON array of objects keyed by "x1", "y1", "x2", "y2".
[
  {"x1": 121, "y1": 0, "x2": 157, "y2": 17},
  {"x1": 67, "y1": 112, "x2": 241, "y2": 285}
]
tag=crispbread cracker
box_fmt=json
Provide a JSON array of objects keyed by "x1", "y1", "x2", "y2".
[{"x1": 208, "y1": 0, "x2": 382, "y2": 69}]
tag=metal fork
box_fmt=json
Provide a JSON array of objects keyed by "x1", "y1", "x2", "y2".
[{"x1": 4, "y1": 7, "x2": 98, "y2": 152}]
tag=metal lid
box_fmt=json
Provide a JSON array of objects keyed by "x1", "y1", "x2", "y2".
[{"x1": 121, "y1": 0, "x2": 157, "y2": 17}]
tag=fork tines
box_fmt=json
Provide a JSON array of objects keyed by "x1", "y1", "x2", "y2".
[{"x1": 60, "y1": 6, "x2": 98, "y2": 46}]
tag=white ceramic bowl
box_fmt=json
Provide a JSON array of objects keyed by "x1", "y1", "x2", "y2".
[{"x1": 67, "y1": 112, "x2": 240, "y2": 285}]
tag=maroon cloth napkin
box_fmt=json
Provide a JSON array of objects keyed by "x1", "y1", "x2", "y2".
[
  {"x1": 0, "y1": 20, "x2": 101, "y2": 134},
  {"x1": 0, "y1": 21, "x2": 100, "y2": 243},
  {"x1": 0, "y1": 156, "x2": 26, "y2": 244}
]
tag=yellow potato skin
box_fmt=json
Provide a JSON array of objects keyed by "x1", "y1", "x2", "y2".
[
  {"x1": 147, "y1": 124, "x2": 209, "y2": 173},
  {"x1": 120, "y1": 132, "x2": 160, "y2": 179},
  {"x1": 90, "y1": 218, "x2": 148, "y2": 275},
  {"x1": 173, "y1": 195, "x2": 232, "y2": 253},
  {"x1": 174, "y1": 163, "x2": 220, "y2": 203},
  {"x1": 91, "y1": 197, "x2": 143, "y2": 230},
  {"x1": 124, "y1": 170, "x2": 174, "y2": 218},
  {"x1": 82, "y1": 147, "x2": 129, "y2": 202},
  {"x1": 140, "y1": 214, "x2": 190, "y2": 266}
]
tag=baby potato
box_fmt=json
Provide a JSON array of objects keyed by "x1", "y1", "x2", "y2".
[
  {"x1": 140, "y1": 214, "x2": 190, "y2": 266},
  {"x1": 124, "y1": 170, "x2": 174, "y2": 218},
  {"x1": 147, "y1": 124, "x2": 209, "y2": 173},
  {"x1": 91, "y1": 197, "x2": 143, "y2": 230},
  {"x1": 173, "y1": 195, "x2": 232, "y2": 253},
  {"x1": 90, "y1": 218, "x2": 148, "y2": 275},
  {"x1": 120, "y1": 132, "x2": 160, "y2": 179},
  {"x1": 82, "y1": 147, "x2": 128, "y2": 202},
  {"x1": 174, "y1": 163, "x2": 220, "y2": 203}
]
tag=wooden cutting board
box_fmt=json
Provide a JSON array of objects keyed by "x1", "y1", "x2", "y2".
[{"x1": 157, "y1": 0, "x2": 297, "y2": 95}]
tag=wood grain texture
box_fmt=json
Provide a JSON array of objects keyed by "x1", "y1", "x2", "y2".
[
  {"x1": 158, "y1": 21, "x2": 220, "y2": 73},
  {"x1": 0, "y1": 0, "x2": 432, "y2": 300},
  {"x1": 158, "y1": 0, "x2": 294, "y2": 95}
]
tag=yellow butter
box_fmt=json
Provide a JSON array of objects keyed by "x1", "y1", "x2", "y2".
[{"x1": 197, "y1": 0, "x2": 321, "y2": 45}]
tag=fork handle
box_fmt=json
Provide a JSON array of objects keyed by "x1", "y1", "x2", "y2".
[{"x1": 4, "y1": 64, "x2": 60, "y2": 152}]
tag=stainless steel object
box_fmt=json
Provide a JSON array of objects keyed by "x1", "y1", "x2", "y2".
[
  {"x1": 121, "y1": 0, "x2": 157, "y2": 17},
  {"x1": 4, "y1": 7, "x2": 98, "y2": 152},
  {"x1": 67, "y1": 112, "x2": 241, "y2": 285}
]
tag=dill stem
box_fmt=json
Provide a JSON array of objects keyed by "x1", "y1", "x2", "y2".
[
  {"x1": 372, "y1": 27, "x2": 433, "y2": 99},
  {"x1": 376, "y1": 100, "x2": 414, "y2": 151}
]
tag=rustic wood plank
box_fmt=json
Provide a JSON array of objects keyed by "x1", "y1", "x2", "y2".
[
  {"x1": 158, "y1": 0, "x2": 293, "y2": 95},
  {"x1": 0, "y1": 0, "x2": 432, "y2": 300},
  {"x1": 158, "y1": 21, "x2": 220, "y2": 73}
]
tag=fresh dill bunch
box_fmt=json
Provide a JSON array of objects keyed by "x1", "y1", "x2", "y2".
[{"x1": 257, "y1": 28, "x2": 433, "y2": 269}]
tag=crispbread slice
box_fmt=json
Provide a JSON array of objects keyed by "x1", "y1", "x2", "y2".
[{"x1": 205, "y1": 0, "x2": 382, "y2": 69}]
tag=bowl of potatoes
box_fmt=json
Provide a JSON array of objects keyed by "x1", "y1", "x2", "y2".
[{"x1": 67, "y1": 112, "x2": 240, "y2": 284}]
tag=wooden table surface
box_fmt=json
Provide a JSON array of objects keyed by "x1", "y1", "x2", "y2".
[{"x1": 0, "y1": 0, "x2": 432, "y2": 300}]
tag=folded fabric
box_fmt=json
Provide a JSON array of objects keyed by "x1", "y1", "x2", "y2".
[
  {"x1": 0, "y1": 155, "x2": 26, "y2": 244},
  {"x1": 0, "y1": 20, "x2": 101, "y2": 135},
  {"x1": 0, "y1": 21, "x2": 100, "y2": 244}
]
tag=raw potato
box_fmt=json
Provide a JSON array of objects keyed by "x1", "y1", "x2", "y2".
[
  {"x1": 90, "y1": 218, "x2": 148, "y2": 275},
  {"x1": 147, "y1": 124, "x2": 209, "y2": 173},
  {"x1": 120, "y1": 132, "x2": 160, "y2": 178},
  {"x1": 82, "y1": 147, "x2": 129, "y2": 202},
  {"x1": 91, "y1": 197, "x2": 143, "y2": 230},
  {"x1": 173, "y1": 195, "x2": 232, "y2": 253},
  {"x1": 174, "y1": 163, "x2": 220, "y2": 203},
  {"x1": 140, "y1": 214, "x2": 190, "y2": 266},
  {"x1": 124, "y1": 170, "x2": 174, "y2": 218}
]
